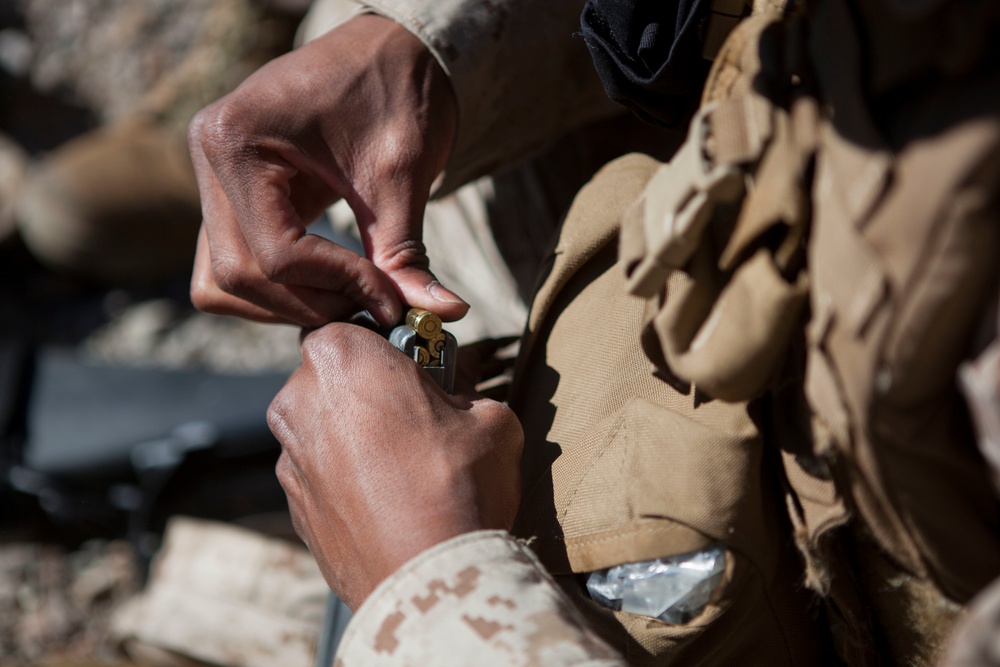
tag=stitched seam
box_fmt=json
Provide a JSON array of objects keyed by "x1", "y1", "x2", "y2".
[
  {"x1": 557, "y1": 409, "x2": 631, "y2": 522},
  {"x1": 565, "y1": 522, "x2": 694, "y2": 548}
]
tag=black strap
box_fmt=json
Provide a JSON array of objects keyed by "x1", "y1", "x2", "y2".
[{"x1": 580, "y1": 0, "x2": 713, "y2": 127}]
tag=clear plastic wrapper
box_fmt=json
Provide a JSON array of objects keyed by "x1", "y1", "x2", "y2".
[{"x1": 585, "y1": 543, "x2": 726, "y2": 624}]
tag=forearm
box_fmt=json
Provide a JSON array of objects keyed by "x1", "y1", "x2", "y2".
[
  {"x1": 335, "y1": 530, "x2": 625, "y2": 666},
  {"x1": 362, "y1": 0, "x2": 623, "y2": 194}
]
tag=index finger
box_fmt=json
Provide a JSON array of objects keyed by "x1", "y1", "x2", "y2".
[{"x1": 189, "y1": 109, "x2": 402, "y2": 326}]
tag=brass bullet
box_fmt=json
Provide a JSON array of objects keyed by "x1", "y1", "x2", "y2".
[
  {"x1": 406, "y1": 308, "x2": 442, "y2": 340},
  {"x1": 413, "y1": 345, "x2": 431, "y2": 366},
  {"x1": 428, "y1": 333, "x2": 447, "y2": 360}
]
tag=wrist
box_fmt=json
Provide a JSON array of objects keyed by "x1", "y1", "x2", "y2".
[{"x1": 331, "y1": 513, "x2": 483, "y2": 611}]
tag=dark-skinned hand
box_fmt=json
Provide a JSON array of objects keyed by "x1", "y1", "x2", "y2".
[
  {"x1": 268, "y1": 324, "x2": 524, "y2": 610},
  {"x1": 188, "y1": 14, "x2": 467, "y2": 328}
]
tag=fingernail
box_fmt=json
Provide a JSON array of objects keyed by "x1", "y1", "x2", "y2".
[{"x1": 428, "y1": 281, "x2": 468, "y2": 307}]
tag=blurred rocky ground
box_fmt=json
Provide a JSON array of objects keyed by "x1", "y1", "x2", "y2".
[
  {"x1": 0, "y1": 1, "x2": 310, "y2": 665},
  {"x1": 0, "y1": 540, "x2": 139, "y2": 666},
  {"x1": 0, "y1": 0, "x2": 305, "y2": 364}
]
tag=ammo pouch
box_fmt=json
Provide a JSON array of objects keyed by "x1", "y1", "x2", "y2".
[
  {"x1": 800, "y1": 4, "x2": 1000, "y2": 663},
  {"x1": 508, "y1": 151, "x2": 820, "y2": 667},
  {"x1": 617, "y1": 2, "x2": 1000, "y2": 665},
  {"x1": 506, "y1": 10, "x2": 824, "y2": 667},
  {"x1": 619, "y1": 11, "x2": 812, "y2": 404}
]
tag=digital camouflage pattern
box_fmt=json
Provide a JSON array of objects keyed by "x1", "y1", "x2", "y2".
[{"x1": 336, "y1": 531, "x2": 625, "y2": 666}]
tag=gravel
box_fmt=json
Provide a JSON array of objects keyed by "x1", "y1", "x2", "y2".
[{"x1": 2, "y1": 2, "x2": 304, "y2": 665}]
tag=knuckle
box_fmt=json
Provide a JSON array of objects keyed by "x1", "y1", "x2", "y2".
[
  {"x1": 344, "y1": 258, "x2": 378, "y2": 300},
  {"x1": 298, "y1": 330, "x2": 322, "y2": 359},
  {"x1": 274, "y1": 452, "x2": 297, "y2": 492},
  {"x1": 482, "y1": 401, "x2": 524, "y2": 445},
  {"x1": 211, "y1": 254, "x2": 251, "y2": 296},
  {"x1": 189, "y1": 292, "x2": 223, "y2": 316},
  {"x1": 189, "y1": 274, "x2": 222, "y2": 314},
  {"x1": 300, "y1": 324, "x2": 348, "y2": 364},
  {"x1": 189, "y1": 104, "x2": 226, "y2": 153},
  {"x1": 256, "y1": 247, "x2": 293, "y2": 284},
  {"x1": 376, "y1": 238, "x2": 429, "y2": 274},
  {"x1": 187, "y1": 112, "x2": 205, "y2": 154},
  {"x1": 187, "y1": 105, "x2": 214, "y2": 151},
  {"x1": 190, "y1": 97, "x2": 251, "y2": 162},
  {"x1": 267, "y1": 388, "x2": 296, "y2": 444},
  {"x1": 318, "y1": 253, "x2": 366, "y2": 292},
  {"x1": 376, "y1": 125, "x2": 422, "y2": 178},
  {"x1": 189, "y1": 264, "x2": 245, "y2": 317}
]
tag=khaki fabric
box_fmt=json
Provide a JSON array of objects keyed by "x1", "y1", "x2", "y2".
[
  {"x1": 807, "y1": 100, "x2": 1000, "y2": 598},
  {"x1": 606, "y1": 1, "x2": 1000, "y2": 664},
  {"x1": 801, "y1": 1, "x2": 1000, "y2": 662},
  {"x1": 619, "y1": 12, "x2": 813, "y2": 405},
  {"x1": 362, "y1": 0, "x2": 623, "y2": 195},
  {"x1": 509, "y1": 154, "x2": 821, "y2": 666},
  {"x1": 315, "y1": 2, "x2": 1000, "y2": 665},
  {"x1": 614, "y1": 11, "x2": 869, "y2": 662}
]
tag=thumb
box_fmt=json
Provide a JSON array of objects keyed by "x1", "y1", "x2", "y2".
[
  {"x1": 388, "y1": 264, "x2": 470, "y2": 323},
  {"x1": 356, "y1": 190, "x2": 470, "y2": 323}
]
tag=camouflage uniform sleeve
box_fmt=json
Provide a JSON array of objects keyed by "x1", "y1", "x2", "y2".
[
  {"x1": 360, "y1": 0, "x2": 622, "y2": 194},
  {"x1": 334, "y1": 530, "x2": 625, "y2": 666}
]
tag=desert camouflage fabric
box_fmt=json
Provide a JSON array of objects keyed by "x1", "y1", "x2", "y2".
[{"x1": 335, "y1": 531, "x2": 625, "y2": 666}]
